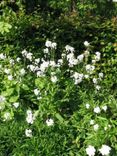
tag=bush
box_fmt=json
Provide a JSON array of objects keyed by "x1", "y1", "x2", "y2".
[{"x1": 0, "y1": 41, "x2": 117, "y2": 155}]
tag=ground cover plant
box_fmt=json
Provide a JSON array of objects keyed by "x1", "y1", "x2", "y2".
[{"x1": 0, "y1": 40, "x2": 117, "y2": 155}]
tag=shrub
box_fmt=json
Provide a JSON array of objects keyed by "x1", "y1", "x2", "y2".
[{"x1": 0, "y1": 41, "x2": 117, "y2": 155}]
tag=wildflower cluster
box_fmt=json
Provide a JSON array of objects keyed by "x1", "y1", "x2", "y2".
[
  {"x1": 0, "y1": 40, "x2": 116, "y2": 155},
  {"x1": 86, "y1": 144, "x2": 111, "y2": 156}
]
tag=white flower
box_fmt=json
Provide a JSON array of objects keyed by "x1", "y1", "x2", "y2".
[
  {"x1": 90, "y1": 120, "x2": 94, "y2": 125},
  {"x1": 68, "y1": 58, "x2": 78, "y2": 67},
  {"x1": 26, "y1": 110, "x2": 35, "y2": 124},
  {"x1": 92, "y1": 59, "x2": 96, "y2": 64},
  {"x1": 0, "y1": 95, "x2": 5, "y2": 103},
  {"x1": 86, "y1": 64, "x2": 91, "y2": 71},
  {"x1": 84, "y1": 50, "x2": 90, "y2": 56},
  {"x1": 26, "y1": 115, "x2": 34, "y2": 124},
  {"x1": 20, "y1": 68, "x2": 25, "y2": 75},
  {"x1": 84, "y1": 75, "x2": 89, "y2": 79},
  {"x1": 73, "y1": 72, "x2": 83, "y2": 79},
  {"x1": 27, "y1": 65, "x2": 35, "y2": 71},
  {"x1": 61, "y1": 53, "x2": 66, "y2": 58},
  {"x1": 49, "y1": 61, "x2": 56, "y2": 67},
  {"x1": 99, "y1": 145, "x2": 111, "y2": 155},
  {"x1": 40, "y1": 61, "x2": 49, "y2": 72},
  {"x1": 51, "y1": 42, "x2": 57, "y2": 49},
  {"x1": 94, "y1": 52, "x2": 101, "y2": 61},
  {"x1": 51, "y1": 76, "x2": 58, "y2": 83},
  {"x1": 113, "y1": 0, "x2": 117, "y2": 2},
  {"x1": 46, "y1": 118, "x2": 54, "y2": 126},
  {"x1": 34, "y1": 89, "x2": 40, "y2": 96},
  {"x1": 92, "y1": 78, "x2": 97, "y2": 84},
  {"x1": 34, "y1": 65, "x2": 40, "y2": 71},
  {"x1": 13, "y1": 102, "x2": 19, "y2": 108},
  {"x1": 9, "y1": 59, "x2": 14, "y2": 65},
  {"x1": 72, "y1": 72, "x2": 79, "y2": 79},
  {"x1": 44, "y1": 48, "x2": 49, "y2": 54},
  {"x1": 3, "y1": 112, "x2": 11, "y2": 121},
  {"x1": 86, "y1": 103, "x2": 90, "y2": 109},
  {"x1": 72, "y1": 72, "x2": 83, "y2": 84},
  {"x1": 86, "y1": 64, "x2": 95, "y2": 73},
  {"x1": 95, "y1": 85, "x2": 101, "y2": 90},
  {"x1": 95, "y1": 55, "x2": 100, "y2": 61},
  {"x1": 65, "y1": 45, "x2": 74, "y2": 52},
  {"x1": 22, "y1": 49, "x2": 28, "y2": 56},
  {"x1": 36, "y1": 70, "x2": 44, "y2": 77},
  {"x1": 4, "y1": 68, "x2": 10, "y2": 74},
  {"x1": 26, "y1": 116, "x2": 34, "y2": 124},
  {"x1": 94, "y1": 106, "x2": 101, "y2": 114},
  {"x1": 35, "y1": 58, "x2": 40, "y2": 64},
  {"x1": 84, "y1": 41, "x2": 90, "y2": 47},
  {"x1": 102, "y1": 105, "x2": 107, "y2": 112},
  {"x1": 26, "y1": 52, "x2": 33, "y2": 61},
  {"x1": 86, "y1": 145, "x2": 96, "y2": 156},
  {"x1": 67, "y1": 52, "x2": 74, "y2": 60},
  {"x1": 37, "y1": 96, "x2": 42, "y2": 100},
  {"x1": 25, "y1": 129, "x2": 32, "y2": 137},
  {"x1": 16, "y1": 57, "x2": 21, "y2": 62},
  {"x1": 57, "y1": 59, "x2": 63, "y2": 66},
  {"x1": 99, "y1": 72, "x2": 104, "y2": 78},
  {"x1": 77, "y1": 54, "x2": 84, "y2": 62},
  {"x1": 0, "y1": 53, "x2": 6, "y2": 59},
  {"x1": 8, "y1": 75, "x2": 13, "y2": 80},
  {"x1": 45, "y1": 40, "x2": 52, "y2": 47},
  {"x1": 74, "y1": 78, "x2": 82, "y2": 84},
  {"x1": 27, "y1": 110, "x2": 32, "y2": 115},
  {"x1": 95, "y1": 51, "x2": 101, "y2": 56},
  {"x1": 93, "y1": 124, "x2": 99, "y2": 131}
]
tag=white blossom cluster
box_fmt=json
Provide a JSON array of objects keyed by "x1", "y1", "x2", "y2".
[
  {"x1": 71, "y1": 72, "x2": 84, "y2": 84},
  {"x1": 20, "y1": 40, "x2": 104, "y2": 90},
  {"x1": 92, "y1": 52, "x2": 101, "y2": 64},
  {"x1": 22, "y1": 49, "x2": 33, "y2": 61},
  {"x1": 0, "y1": 53, "x2": 6, "y2": 60},
  {"x1": 65, "y1": 46, "x2": 85, "y2": 67},
  {"x1": 46, "y1": 118, "x2": 54, "y2": 126},
  {"x1": 85, "y1": 103, "x2": 108, "y2": 131},
  {"x1": 25, "y1": 118, "x2": 54, "y2": 137},
  {"x1": 86, "y1": 144, "x2": 111, "y2": 156},
  {"x1": 0, "y1": 40, "x2": 112, "y2": 152},
  {"x1": 85, "y1": 103, "x2": 110, "y2": 131},
  {"x1": 26, "y1": 110, "x2": 35, "y2": 124},
  {"x1": 86, "y1": 64, "x2": 95, "y2": 74},
  {"x1": 45, "y1": 40, "x2": 57, "y2": 49}
]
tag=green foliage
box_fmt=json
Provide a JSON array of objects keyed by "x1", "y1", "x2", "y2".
[
  {"x1": 0, "y1": 0, "x2": 117, "y2": 155},
  {"x1": 0, "y1": 21, "x2": 12, "y2": 34},
  {"x1": 0, "y1": 40, "x2": 117, "y2": 155}
]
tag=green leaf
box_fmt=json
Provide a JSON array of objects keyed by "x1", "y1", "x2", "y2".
[
  {"x1": 55, "y1": 113, "x2": 64, "y2": 123},
  {"x1": 9, "y1": 96, "x2": 18, "y2": 102},
  {"x1": 0, "y1": 22, "x2": 12, "y2": 34},
  {"x1": 22, "y1": 84, "x2": 29, "y2": 91},
  {"x1": 2, "y1": 88, "x2": 14, "y2": 96},
  {"x1": 35, "y1": 78, "x2": 46, "y2": 89}
]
